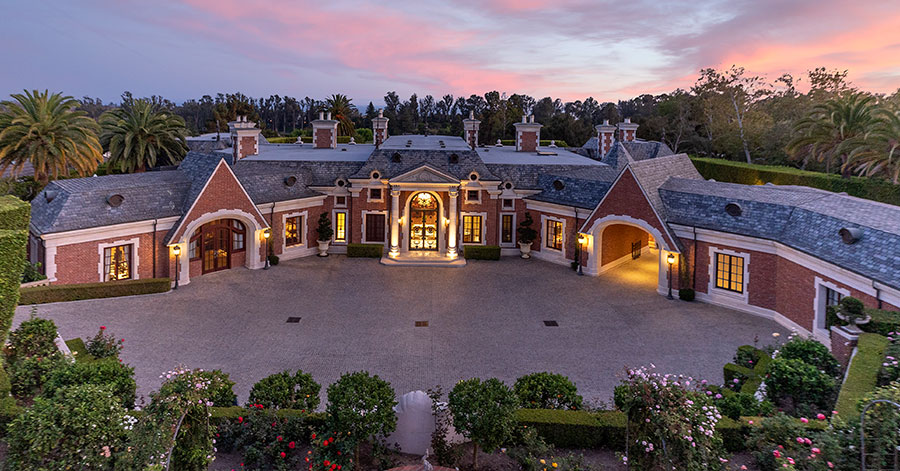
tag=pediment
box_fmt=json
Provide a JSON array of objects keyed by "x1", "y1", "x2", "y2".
[{"x1": 389, "y1": 165, "x2": 459, "y2": 184}]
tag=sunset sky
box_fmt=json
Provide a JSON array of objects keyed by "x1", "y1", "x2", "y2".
[{"x1": 2, "y1": 0, "x2": 899, "y2": 104}]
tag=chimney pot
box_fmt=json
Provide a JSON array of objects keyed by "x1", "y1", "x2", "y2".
[
  {"x1": 603, "y1": 119, "x2": 609, "y2": 125},
  {"x1": 624, "y1": 117, "x2": 631, "y2": 124},
  {"x1": 522, "y1": 115, "x2": 527, "y2": 123},
  {"x1": 327, "y1": 112, "x2": 332, "y2": 120},
  {"x1": 319, "y1": 112, "x2": 324, "y2": 120},
  {"x1": 529, "y1": 115, "x2": 535, "y2": 123},
  {"x1": 378, "y1": 108, "x2": 384, "y2": 118},
  {"x1": 469, "y1": 111, "x2": 474, "y2": 120}
]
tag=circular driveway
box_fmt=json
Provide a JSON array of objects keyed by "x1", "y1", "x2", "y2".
[{"x1": 15, "y1": 255, "x2": 787, "y2": 406}]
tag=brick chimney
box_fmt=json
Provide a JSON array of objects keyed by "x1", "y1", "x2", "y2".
[
  {"x1": 514, "y1": 115, "x2": 542, "y2": 152},
  {"x1": 462, "y1": 111, "x2": 480, "y2": 149},
  {"x1": 229, "y1": 116, "x2": 260, "y2": 162},
  {"x1": 618, "y1": 118, "x2": 638, "y2": 142},
  {"x1": 312, "y1": 112, "x2": 339, "y2": 149},
  {"x1": 596, "y1": 119, "x2": 616, "y2": 156},
  {"x1": 372, "y1": 109, "x2": 389, "y2": 149}
]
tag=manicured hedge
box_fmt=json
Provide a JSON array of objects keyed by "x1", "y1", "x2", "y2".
[
  {"x1": 464, "y1": 245, "x2": 501, "y2": 260},
  {"x1": 690, "y1": 157, "x2": 900, "y2": 206},
  {"x1": 209, "y1": 406, "x2": 327, "y2": 429},
  {"x1": 514, "y1": 408, "x2": 823, "y2": 452},
  {"x1": 347, "y1": 243, "x2": 384, "y2": 258},
  {"x1": 834, "y1": 333, "x2": 890, "y2": 417},
  {"x1": 0, "y1": 195, "x2": 30, "y2": 344},
  {"x1": 722, "y1": 346, "x2": 770, "y2": 395},
  {"x1": 19, "y1": 278, "x2": 171, "y2": 305}
]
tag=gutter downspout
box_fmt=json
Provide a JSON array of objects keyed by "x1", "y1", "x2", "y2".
[
  {"x1": 692, "y1": 226, "x2": 697, "y2": 290},
  {"x1": 152, "y1": 219, "x2": 158, "y2": 278},
  {"x1": 873, "y1": 281, "x2": 883, "y2": 309}
]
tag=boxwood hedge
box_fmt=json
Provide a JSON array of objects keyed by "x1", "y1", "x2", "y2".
[
  {"x1": 834, "y1": 333, "x2": 890, "y2": 417},
  {"x1": 347, "y1": 243, "x2": 384, "y2": 258},
  {"x1": 19, "y1": 278, "x2": 171, "y2": 305},
  {"x1": 463, "y1": 245, "x2": 501, "y2": 260},
  {"x1": 0, "y1": 195, "x2": 29, "y2": 344}
]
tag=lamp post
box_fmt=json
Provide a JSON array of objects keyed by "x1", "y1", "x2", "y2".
[
  {"x1": 666, "y1": 252, "x2": 675, "y2": 300},
  {"x1": 263, "y1": 228, "x2": 271, "y2": 270},
  {"x1": 577, "y1": 233, "x2": 586, "y2": 276},
  {"x1": 172, "y1": 245, "x2": 181, "y2": 289}
]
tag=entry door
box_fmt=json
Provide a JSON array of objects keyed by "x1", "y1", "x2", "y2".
[
  {"x1": 409, "y1": 209, "x2": 438, "y2": 251},
  {"x1": 203, "y1": 225, "x2": 231, "y2": 273}
]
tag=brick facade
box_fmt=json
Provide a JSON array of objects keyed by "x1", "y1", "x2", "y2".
[
  {"x1": 53, "y1": 229, "x2": 170, "y2": 284},
  {"x1": 314, "y1": 128, "x2": 334, "y2": 149},
  {"x1": 601, "y1": 224, "x2": 650, "y2": 265},
  {"x1": 518, "y1": 132, "x2": 538, "y2": 152}
]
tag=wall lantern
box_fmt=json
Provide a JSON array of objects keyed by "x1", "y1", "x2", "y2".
[
  {"x1": 666, "y1": 252, "x2": 676, "y2": 265},
  {"x1": 577, "y1": 233, "x2": 587, "y2": 244},
  {"x1": 172, "y1": 245, "x2": 181, "y2": 256},
  {"x1": 263, "y1": 228, "x2": 271, "y2": 239}
]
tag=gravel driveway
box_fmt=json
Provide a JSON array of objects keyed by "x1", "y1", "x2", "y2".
[{"x1": 14, "y1": 255, "x2": 787, "y2": 406}]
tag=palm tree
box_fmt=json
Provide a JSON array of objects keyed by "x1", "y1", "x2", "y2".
[
  {"x1": 787, "y1": 92, "x2": 879, "y2": 176},
  {"x1": 849, "y1": 108, "x2": 900, "y2": 183},
  {"x1": 100, "y1": 99, "x2": 189, "y2": 173},
  {"x1": 0, "y1": 90, "x2": 103, "y2": 184},
  {"x1": 326, "y1": 94, "x2": 356, "y2": 137}
]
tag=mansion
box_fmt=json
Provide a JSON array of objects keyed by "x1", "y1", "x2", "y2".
[{"x1": 27, "y1": 112, "x2": 900, "y2": 351}]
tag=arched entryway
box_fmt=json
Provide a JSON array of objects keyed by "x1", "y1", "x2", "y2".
[
  {"x1": 188, "y1": 219, "x2": 247, "y2": 274},
  {"x1": 408, "y1": 192, "x2": 440, "y2": 251}
]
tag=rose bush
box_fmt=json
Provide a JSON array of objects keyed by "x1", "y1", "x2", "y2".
[
  {"x1": 86, "y1": 325, "x2": 124, "y2": 359},
  {"x1": 248, "y1": 369, "x2": 320, "y2": 410},
  {"x1": 218, "y1": 404, "x2": 313, "y2": 470}
]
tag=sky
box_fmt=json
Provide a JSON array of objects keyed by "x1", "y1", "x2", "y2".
[{"x1": 1, "y1": 0, "x2": 899, "y2": 105}]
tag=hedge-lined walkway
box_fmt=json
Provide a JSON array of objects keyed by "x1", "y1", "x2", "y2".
[{"x1": 13, "y1": 256, "x2": 788, "y2": 406}]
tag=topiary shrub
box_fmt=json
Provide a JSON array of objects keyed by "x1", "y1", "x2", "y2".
[
  {"x1": 779, "y1": 337, "x2": 841, "y2": 377},
  {"x1": 678, "y1": 288, "x2": 695, "y2": 301},
  {"x1": 315, "y1": 213, "x2": 333, "y2": 242},
  {"x1": 449, "y1": 377, "x2": 519, "y2": 469},
  {"x1": 267, "y1": 254, "x2": 280, "y2": 266},
  {"x1": 513, "y1": 372, "x2": 583, "y2": 410},
  {"x1": 198, "y1": 369, "x2": 236, "y2": 407},
  {"x1": 248, "y1": 369, "x2": 320, "y2": 410},
  {"x1": 325, "y1": 371, "x2": 396, "y2": 466},
  {"x1": 6, "y1": 384, "x2": 129, "y2": 470},
  {"x1": 765, "y1": 357, "x2": 836, "y2": 413},
  {"x1": 42, "y1": 357, "x2": 136, "y2": 408}
]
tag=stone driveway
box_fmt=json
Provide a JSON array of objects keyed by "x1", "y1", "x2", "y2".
[{"x1": 14, "y1": 255, "x2": 787, "y2": 406}]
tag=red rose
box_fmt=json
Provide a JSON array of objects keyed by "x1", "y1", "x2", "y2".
[
  {"x1": 324, "y1": 460, "x2": 331, "y2": 466},
  {"x1": 311, "y1": 433, "x2": 316, "y2": 439},
  {"x1": 280, "y1": 452, "x2": 286, "y2": 458},
  {"x1": 289, "y1": 441, "x2": 296, "y2": 449},
  {"x1": 277, "y1": 435, "x2": 283, "y2": 441},
  {"x1": 337, "y1": 451, "x2": 341, "y2": 455},
  {"x1": 100, "y1": 326, "x2": 106, "y2": 330},
  {"x1": 238, "y1": 417, "x2": 243, "y2": 423}
]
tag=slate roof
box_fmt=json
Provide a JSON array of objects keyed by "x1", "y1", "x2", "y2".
[
  {"x1": 350, "y1": 149, "x2": 499, "y2": 181},
  {"x1": 601, "y1": 140, "x2": 675, "y2": 171},
  {"x1": 659, "y1": 178, "x2": 900, "y2": 290},
  {"x1": 629, "y1": 154, "x2": 702, "y2": 221},
  {"x1": 233, "y1": 159, "x2": 365, "y2": 203}
]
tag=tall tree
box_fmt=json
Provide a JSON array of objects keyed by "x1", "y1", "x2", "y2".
[
  {"x1": 849, "y1": 107, "x2": 900, "y2": 183},
  {"x1": 99, "y1": 99, "x2": 189, "y2": 173},
  {"x1": 787, "y1": 92, "x2": 879, "y2": 176},
  {"x1": 0, "y1": 90, "x2": 103, "y2": 183},
  {"x1": 326, "y1": 94, "x2": 356, "y2": 136}
]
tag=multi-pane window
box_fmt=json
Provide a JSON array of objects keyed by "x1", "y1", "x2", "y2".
[
  {"x1": 365, "y1": 213, "x2": 386, "y2": 242},
  {"x1": 715, "y1": 253, "x2": 744, "y2": 293},
  {"x1": 334, "y1": 211, "x2": 347, "y2": 242},
  {"x1": 335, "y1": 196, "x2": 347, "y2": 207},
  {"x1": 104, "y1": 244, "x2": 132, "y2": 281},
  {"x1": 501, "y1": 214, "x2": 514, "y2": 244},
  {"x1": 466, "y1": 190, "x2": 480, "y2": 203},
  {"x1": 189, "y1": 228, "x2": 201, "y2": 259},
  {"x1": 462, "y1": 215, "x2": 482, "y2": 243},
  {"x1": 232, "y1": 220, "x2": 245, "y2": 251},
  {"x1": 369, "y1": 188, "x2": 382, "y2": 201},
  {"x1": 502, "y1": 198, "x2": 514, "y2": 209},
  {"x1": 825, "y1": 287, "x2": 844, "y2": 307},
  {"x1": 285, "y1": 215, "x2": 304, "y2": 247},
  {"x1": 546, "y1": 220, "x2": 563, "y2": 250}
]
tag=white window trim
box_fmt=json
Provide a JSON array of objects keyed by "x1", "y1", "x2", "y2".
[
  {"x1": 334, "y1": 195, "x2": 348, "y2": 208},
  {"x1": 332, "y1": 209, "x2": 349, "y2": 244},
  {"x1": 281, "y1": 210, "x2": 308, "y2": 251},
  {"x1": 460, "y1": 212, "x2": 487, "y2": 245},
  {"x1": 501, "y1": 198, "x2": 515, "y2": 210},
  {"x1": 97, "y1": 237, "x2": 140, "y2": 282},
  {"x1": 813, "y1": 277, "x2": 850, "y2": 341},
  {"x1": 367, "y1": 187, "x2": 385, "y2": 203},
  {"x1": 464, "y1": 188, "x2": 482, "y2": 204},
  {"x1": 499, "y1": 212, "x2": 517, "y2": 247},
  {"x1": 540, "y1": 214, "x2": 566, "y2": 254},
  {"x1": 707, "y1": 246, "x2": 749, "y2": 303},
  {"x1": 361, "y1": 210, "x2": 388, "y2": 244}
]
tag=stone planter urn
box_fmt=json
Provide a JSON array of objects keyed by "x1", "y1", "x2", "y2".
[
  {"x1": 835, "y1": 296, "x2": 871, "y2": 333},
  {"x1": 317, "y1": 240, "x2": 330, "y2": 257},
  {"x1": 519, "y1": 241, "x2": 532, "y2": 259}
]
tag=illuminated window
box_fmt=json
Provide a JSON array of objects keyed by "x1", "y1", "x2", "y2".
[
  {"x1": 285, "y1": 215, "x2": 304, "y2": 246},
  {"x1": 715, "y1": 253, "x2": 744, "y2": 293},
  {"x1": 546, "y1": 220, "x2": 563, "y2": 250},
  {"x1": 232, "y1": 220, "x2": 245, "y2": 251},
  {"x1": 501, "y1": 214, "x2": 514, "y2": 244},
  {"x1": 104, "y1": 244, "x2": 132, "y2": 281},
  {"x1": 334, "y1": 211, "x2": 347, "y2": 242},
  {"x1": 462, "y1": 215, "x2": 482, "y2": 243}
]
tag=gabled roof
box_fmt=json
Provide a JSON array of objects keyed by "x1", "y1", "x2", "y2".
[
  {"x1": 660, "y1": 178, "x2": 900, "y2": 290},
  {"x1": 350, "y1": 149, "x2": 498, "y2": 181},
  {"x1": 389, "y1": 164, "x2": 460, "y2": 184},
  {"x1": 629, "y1": 153, "x2": 702, "y2": 220},
  {"x1": 600, "y1": 140, "x2": 675, "y2": 171}
]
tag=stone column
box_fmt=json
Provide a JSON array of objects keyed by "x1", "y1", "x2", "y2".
[
  {"x1": 448, "y1": 189, "x2": 459, "y2": 258},
  {"x1": 390, "y1": 189, "x2": 401, "y2": 257}
]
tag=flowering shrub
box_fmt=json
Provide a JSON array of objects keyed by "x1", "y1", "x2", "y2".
[
  {"x1": 121, "y1": 367, "x2": 217, "y2": 471},
  {"x1": 326, "y1": 371, "x2": 397, "y2": 468},
  {"x1": 716, "y1": 392, "x2": 774, "y2": 420},
  {"x1": 513, "y1": 372, "x2": 583, "y2": 410},
  {"x1": 217, "y1": 404, "x2": 312, "y2": 470},
  {"x1": 5, "y1": 315, "x2": 64, "y2": 399},
  {"x1": 765, "y1": 358, "x2": 836, "y2": 414},
  {"x1": 86, "y1": 325, "x2": 124, "y2": 359},
  {"x1": 248, "y1": 369, "x2": 320, "y2": 410},
  {"x1": 307, "y1": 429, "x2": 354, "y2": 471},
  {"x1": 198, "y1": 369, "x2": 237, "y2": 407},
  {"x1": 614, "y1": 366, "x2": 727, "y2": 471},
  {"x1": 779, "y1": 337, "x2": 841, "y2": 378},
  {"x1": 877, "y1": 331, "x2": 899, "y2": 385},
  {"x1": 6, "y1": 384, "x2": 129, "y2": 470}
]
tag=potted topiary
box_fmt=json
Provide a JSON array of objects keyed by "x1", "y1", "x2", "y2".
[
  {"x1": 315, "y1": 213, "x2": 333, "y2": 257},
  {"x1": 835, "y1": 296, "x2": 871, "y2": 333},
  {"x1": 517, "y1": 212, "x2": 538, "y2": 259}
]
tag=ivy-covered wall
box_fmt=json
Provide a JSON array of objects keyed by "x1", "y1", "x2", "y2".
[{"x1": 0, "y1": 195, "x2": 30, "y2": 343}]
